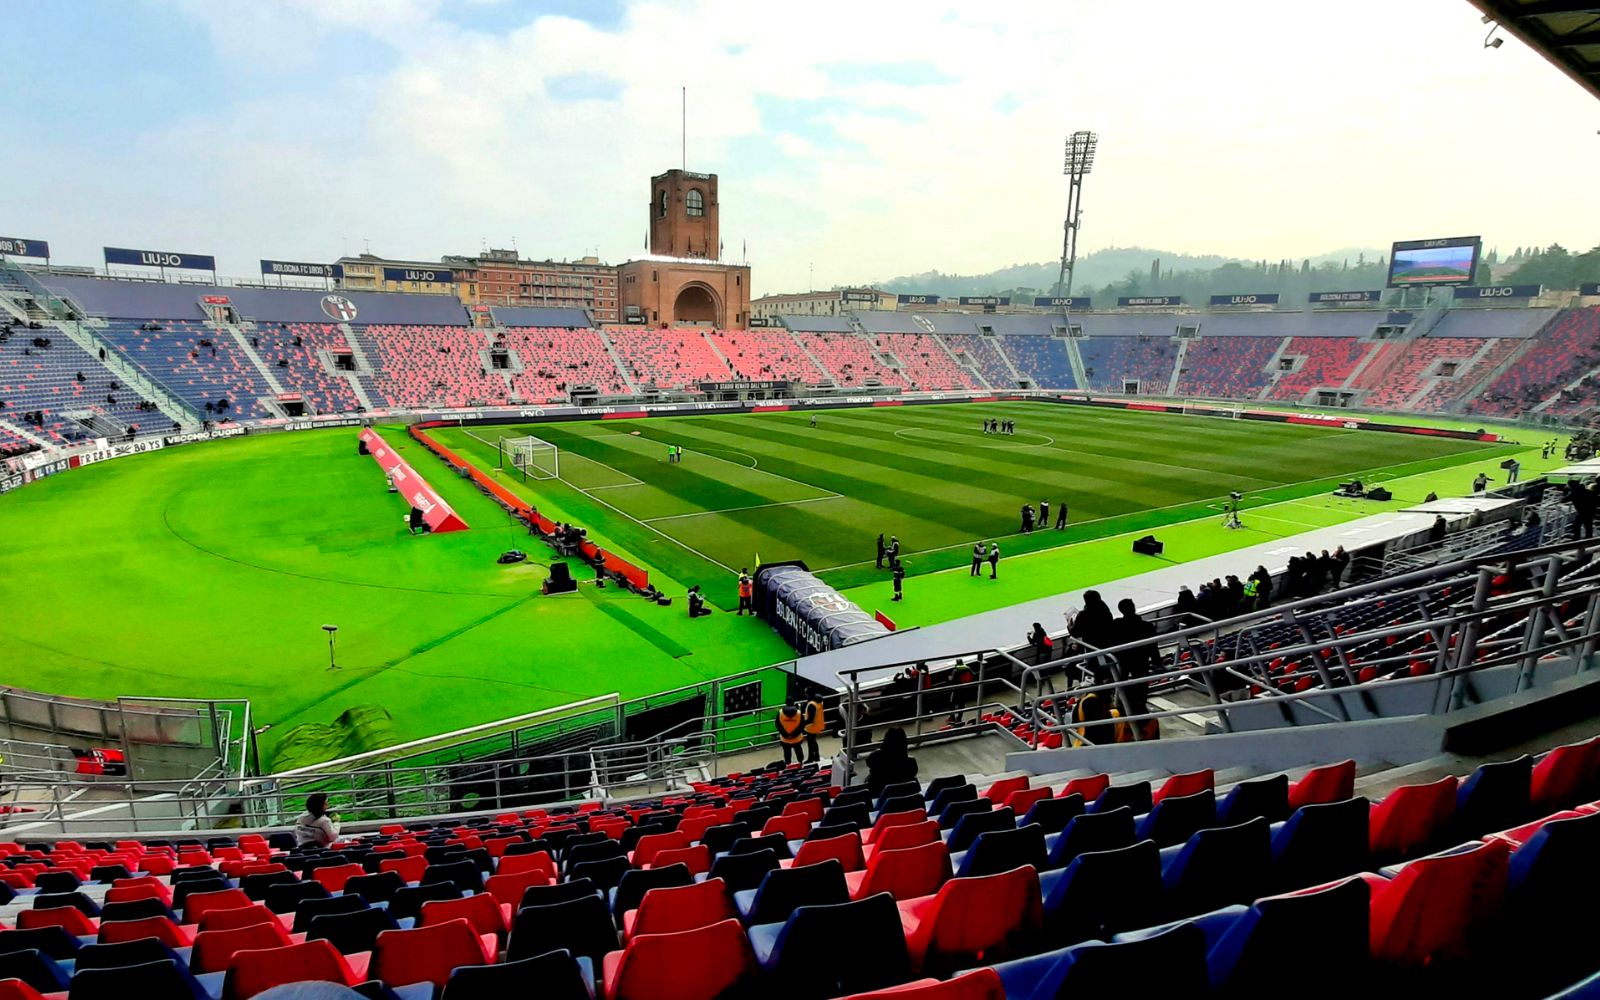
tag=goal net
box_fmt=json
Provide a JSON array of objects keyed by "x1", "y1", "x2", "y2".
[
  {"x1": 498, "y1": 435, "x2": 560, "y2": 480},
  {"x1": 1181, "y1": 399, "x2": 1243, "y2": 418}
]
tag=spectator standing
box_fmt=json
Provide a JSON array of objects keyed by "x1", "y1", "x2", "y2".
[
  {"x1": 891, "y1": 560, "x2": 906, "y2": 602},
  {"x1": 1055, "y1": 502, "x2": 1069, "y2": 530},
  {"x1": 774, "y1": 704, "x2": 806, "y2": 765},
  {"x1": 876, "y1": 533, "x2": 886, "y2": 570},
  {"x1": 737, "y1": 569, "x2": 754, "y2": 615},
  {"x1": 865, "y1": 727, "x2": 919, "y2": 796},
  {"x1": 801, "y1": 697, "x2": 826, "y2": 763},
  {"x1": 987, "y1": 542, "x2": 1001, "y2": 579},
  {"x1": 970, "y1": 541, "x2": 985, "y2": 577}
]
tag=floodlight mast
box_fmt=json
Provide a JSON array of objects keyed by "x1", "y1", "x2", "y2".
[{"x1": 1054, "y1": 130, "x2": 1098, "y2": 297}]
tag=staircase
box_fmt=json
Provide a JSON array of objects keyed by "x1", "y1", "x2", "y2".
[
  {"x1": 992, "y1": 337, "x2": 1028, "y2": 389},
  {"x1": 700, "y1": 331, "x2": 736, "y2": 378},
  {"x1": 595, "y1": 328, "x2": 640, "y2": 394},
  {"x1": 1166, "y1": 339, "x2": 1189, "y2": 396},
  {"x1": 54, "y1": 320, "x2": 201, "y2": 430},
  {"x1": 785, "y1": 328, "x2": 832, "y2": 384},
  {"x1": 0, "y1": 417, "x2": 53, "y2": 451},
  {"x1": 1339, "y1": 340, "x2": 1390, "y2": 390},
  {"x1": 934, "y1": 334, "x2": 990, "y2": 390},
  {"x1": 1063, "y1": 337, "x2": 1089, "y2": 391},
  {"x1": 224, "y1": 326, "x2": 287, "y2": 396},
  {"x1": 1257, "y1": 336, "x2": 1295, "y2": 400},
  {"x1": 335, "y1": 323, "x2": 379, "y2": 410}
]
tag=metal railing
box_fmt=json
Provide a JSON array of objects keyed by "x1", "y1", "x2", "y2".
[{"x1": 1005, "y1": 538, "x2": 1600, "y2": 750}]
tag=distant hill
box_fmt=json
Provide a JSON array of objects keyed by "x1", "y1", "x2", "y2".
[{"x1": 870, "y1": 245, "x2": 1387, "y2": 299}]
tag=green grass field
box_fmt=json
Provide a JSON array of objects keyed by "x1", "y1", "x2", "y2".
[{"x1": 0, "y1": 400, "x2": 1533, "y2": 769}]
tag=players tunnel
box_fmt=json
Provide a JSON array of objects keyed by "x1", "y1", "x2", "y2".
[{"x1": 673, "y1": 282, "x2": 720, "y2": 326}]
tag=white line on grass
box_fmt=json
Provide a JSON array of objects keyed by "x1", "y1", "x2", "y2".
[
  {"x1": 674, "y1": 444, "x2": 842, "y2": 500},
  {"x1": 642, "y1": 495, "x2": 848, "y2": 523}
]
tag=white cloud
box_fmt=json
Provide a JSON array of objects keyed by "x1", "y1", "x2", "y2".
[{"x1": 7, "y1": 0, "x2": 1598, "y2": 293}]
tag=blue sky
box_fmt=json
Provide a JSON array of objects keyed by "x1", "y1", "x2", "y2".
[{"x1": 3, "y1": 0, "x2": 1597, "y2": 292}]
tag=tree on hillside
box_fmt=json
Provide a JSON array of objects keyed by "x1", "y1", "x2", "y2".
[{"x1": 1502, "y1": 243, "x2": 1600, "y2": 290}]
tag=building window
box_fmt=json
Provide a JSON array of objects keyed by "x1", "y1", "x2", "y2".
[
  {"x1": 657, "y1": 189, "x2": 668, "y2": 219},
  {"x1": 686, "y1": 189, "x2": 704, "y2": 217}
]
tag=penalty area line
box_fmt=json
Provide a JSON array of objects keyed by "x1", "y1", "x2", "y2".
[{"x1": 642, "y1": 494, "x2": 847, "y2": 523}]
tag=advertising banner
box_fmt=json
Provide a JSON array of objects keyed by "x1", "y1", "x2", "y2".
[
  {"x1": 1118, "y1": 296, "x2": 1182, "y2": 306},
  {"x1": 382, "y1": 266, "x2": 455, "y2": 283},
  {"x1": 261, "y1": 260, "x2": 343, "y2": 279},
  {"x1": 959, "y1": 296, "x2": 1010, "y2": 306},
  {"x1": 0, "y1": 237, "x2": 49, "y2": 259},
  {"x1": 1033, "y1": 296, "x2": 1090, "y2": 309},
  {"x1": 897, "y1": 294, "x2": 940, "y2": 305},
  {"x1": 1209, "y1": 293, "x2": 1280, "y2": 306},
  {"x1": 104, "y1": 247, "x2": 216, "y2": 271},
  {"x1": 359, "y1": 427, "x2": 468, "y2": 533},
  {"x1": 1452, "y1": 284, "x2": 1542, "y2": 299},
  {"x1": 1582, "y1": 283, "x2": 1600, "y2": 297},
  {"x1": 697, "y1": 380, "x2": 791, "y2": 392},
  {"x1": 1309, "y1": 291, "x2": 1382, "y2": 303}
]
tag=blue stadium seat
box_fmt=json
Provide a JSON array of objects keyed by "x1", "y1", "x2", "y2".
[
  {"x1": 0, "y1": 927, "x2": 83, "y2": 961},
  {"x1": 305, "y1": 906, "x2": 400, "y2": 955},
  {"x1": 1038, "y1": 840, "x2": 1162, "y2": 944},
  {"x1": 1044, "y1": 806, "x2": 1137, "y2": 869},
  {"x1": 939, "y1": 798, "x2": 993, "y2": 831},
  {"x1": 1199, "y1": 875, "x2": 1369, "y2": 994},
  {"x1": 1455, "y1": 755, "x2": 1533, "y2": 841},
  {"x1": 611, "y1": 863, "x2": 695, "y2": 918},
  {"x1": 991, "y1": 922, "x2": 1206, "y2": 1000},
  {"x1": 508, "y1": 894, "x2": 618, "y2": 965},
  {"x1": 1160, "y1": 817, "x2": 1272, "y2": 920},
  {"x1": 1135, "y1": 790, "x2": 1217, "y2": 848},
  {"x1": 0, "y1": 950, "x2": 72, "y2": 993},
  {"x1": 946, "y1": 807, "x2": 1016, "y2": 854},
  {"x1": 733, "y1": 859, "x2": 849, "y2": 927},
  {"x1": 68, "y1": 958, "x2": 215, "y2": 1000},
  {"x1": 952, "y1": 825, "x2": 1049, "y2": 880},
  {"x1": 1216, "y1": 774, "x2": 1291, "y2": 826},
  {"x1": 442, "y1": 948, "x2": 591, "y2": 1000},
  {"x1": 1270, "y1": 797, "x2": 1369, "y2": 893},
  {"x1": 748, "y1": 893, "x2": 913, "y2": 998},
  {"x1": 1021, "y1": 793, "x2": 1085, "y2": 835},
  {"x1": 1090, "y1": 782, "x2": 1152, "y2": 815}
]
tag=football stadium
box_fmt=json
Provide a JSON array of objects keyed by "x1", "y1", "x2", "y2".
[{"x1": 4, "y1": 1, "x2": 1600, "y2": 997}]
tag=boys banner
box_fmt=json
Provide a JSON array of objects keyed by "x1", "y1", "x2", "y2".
[{"x1": 358, "y1": 428, "x2": 468, "y2": 533}]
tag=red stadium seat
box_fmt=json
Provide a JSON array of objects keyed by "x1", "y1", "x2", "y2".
[
  {"x1": 846, "y1": 841, "x2": 952, "y2": 902},
  {"x1": 982, "y1": 777, "x2": 1029, "y2": 803},
  {"x1": 761, "y1": 814, "x2": 811, "y2": 841},
  {"x1": 603, "y1": 917, "x2": 757, "y2": 1000},
  {"x1": 486, "y1": 869, "x2": 551, "y2": 907},
  {"x1": 867, "y1": 809, "x2": 928, "y2": 845},
  {"x1": 785, "y1": 833, "x2": 866, "y2": 873},
  {"x1": 783, "y1": 798, "x2": 826, "y2": 824},
  {"x1": 190, "y1": 920, "x2": 293, "y2": 974},
  {"x1": 419, "y1": 891, "x2": 511, "y2": 942},
  {"x1": 198, "y1": 904, "x2": 278, "y2": 933},
  {"x1": 629, "y1": 834, "x2": 688, "y2": 869},
  {"x1": 310, "y1": 863, "x2": 365, "y2": 894},
  {"x1": 97, "y1": 915, "x2": 193, "y2": 947},
  {"x1": 183, "y1": 887, "x2": 253, "y2": 926},
  {"x1": 16, "y1": 907, "x2": 95, "y2": 936},
  {"x1": 863, "y1": 821, "x2": 941, "y2": 865},
  {"x1": 842, "y1": 968, "x2": 1006, "y2": 1000},
  {"x1": 1059, "y1": 775, "x2": 1110, "y2": 802},
  {"x1": 379, "y1": 856, "x2": 429, "y2": 883},
  {"x1": 1368, "y1": 839, "x2": 1509, "y2": 966},
  {"x1": 897, "y1": 866, "x2": 1042, "y2": 976},
  {"x1": 1153, "y1": 769, "x2": 1215, "y2": 806},
  {"x1": 1290, "y1": 760, "x2": 1357, "y2": 810},
  {"x1": 1002, "y1": 788, "x2": 1052, "y2": 817},
  {"x1": 1531, "y1": 737, "x2": 1600, "y2": 813},
  {"x1": 221, "y1": 939, "x2": 367, "y2": 1000},
  {"x1": 1370, "y1": 776, "x2": 1459, "y2": 859},
  {"x1": 623, "y1": 878, "x2": 736, "y2": 940},
  {"x1": 369, "y1": 918, "x2": 496, "y2": 991},
  {"x1": 646, "y1": 845, "x2": 710, "y2": 876}
]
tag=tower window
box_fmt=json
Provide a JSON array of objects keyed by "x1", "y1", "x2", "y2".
[
  {"x1": 686, "y1": 189, "x2": 704, "y2": 218},
  {"x1": 657, "y1": 189, "x2": 667, "y2": 219}
]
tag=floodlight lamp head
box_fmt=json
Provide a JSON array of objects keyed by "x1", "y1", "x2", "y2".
[
  {"x1": 1063, "y1": 131, "x2": 1098, "y2": 176},
  {"x1": 322, "y1": 624, "x2": 339, "y2": 634}
]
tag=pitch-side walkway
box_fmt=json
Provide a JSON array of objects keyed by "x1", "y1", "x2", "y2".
[{"x1": 791, "y1": 499, "x2": 1514, "y2": 691}]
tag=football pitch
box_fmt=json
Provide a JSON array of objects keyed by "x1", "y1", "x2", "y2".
[
  {"x1": 435, "y1": 402, "x2": 1502, "y2": 603},
  {"x1": 0, "y1": 400, "x2": 1517, "y2": 769}
]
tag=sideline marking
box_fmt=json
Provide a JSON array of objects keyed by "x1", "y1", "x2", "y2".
[{"x1": 643, "y1": 495, "x2": 847, "y2": 523}]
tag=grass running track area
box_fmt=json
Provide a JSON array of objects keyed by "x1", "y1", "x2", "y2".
[{"x1": 0, "y1": 400, "x2": 1536, "y2": 767}]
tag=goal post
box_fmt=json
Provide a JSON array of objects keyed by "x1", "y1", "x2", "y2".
[
  {"x1": 497, "y1": 435, "x2": 560, "y2": 481},
  {"x1": 1181, "y1": 399, "x2": 1243, "y2": 418}
]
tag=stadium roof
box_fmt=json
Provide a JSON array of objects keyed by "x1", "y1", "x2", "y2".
[{"x1": 1469, "y1": 1, "x2": 1600, "y2": 101}]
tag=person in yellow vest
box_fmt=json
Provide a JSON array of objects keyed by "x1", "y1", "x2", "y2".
[
  {"x1": 801, "y1": 697, "x2": 827, "y2": 763},
  {"x1": 775, "y1": 703, "x2": 806, "y2": 765}
]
